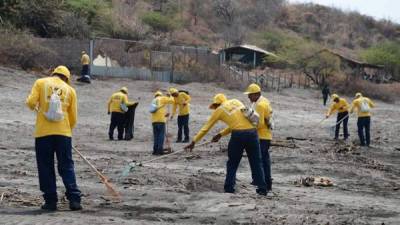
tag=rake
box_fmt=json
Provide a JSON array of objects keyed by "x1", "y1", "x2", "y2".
[
  {"x1": 73, "y1": 147, "x2": 121, "y2": 199},
  {"x1": 120, "y1": 141, "x2": 213, "y2": 178}
]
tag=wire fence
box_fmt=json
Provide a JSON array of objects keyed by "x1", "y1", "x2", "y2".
[{"x1": 32, "y1": 37, "x2": 314, "y2": 91}]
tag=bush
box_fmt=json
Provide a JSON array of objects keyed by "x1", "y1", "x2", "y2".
[
  {"x1": 141, "y1": 12, "x2": 175, "y2": 32},
  {"x1": 329, "y1": 75, "x2": 399, "y2": 103},
  {"x1": 0, "y1": 26, "x2": 57, "y2": 69},
  {"x1": 361, "y1": 41, "x2": 400, "y2": 81}
]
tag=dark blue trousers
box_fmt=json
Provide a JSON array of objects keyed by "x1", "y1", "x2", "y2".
[
  {"x1": 335, "y1": 112, "x2": 349, "y2": 139},
  {"x1": 177, "y1": 115, "x2": 189, "y2": 141},
  {"x1": 35, "y1": 135, "x2": 81, "y2": 203},
  {"x1": 109, "y1": 112, "x2": 125, "y2": 140},
  {"x1": 153, "y1": 122, "x2": 166, "y2": 154},
  {"x1": 224, "y1": 129, "x2": 266, "y2": 192},
  {"x1": 260, "y1": 140, "x2": 272, "y2": 191},
  {"x1": 357, "y1": 117, "x2": 371, "y2": 146}
]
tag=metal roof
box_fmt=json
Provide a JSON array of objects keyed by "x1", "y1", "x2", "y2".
[{"x1": 222, "y1": 44, "x2": 278, "y2": 57}]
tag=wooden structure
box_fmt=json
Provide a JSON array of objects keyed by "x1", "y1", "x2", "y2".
[{"x1": 219, "y1": 44, "x2": 277, "y2": 68}]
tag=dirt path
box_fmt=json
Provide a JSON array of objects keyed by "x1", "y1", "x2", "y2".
[{"x1": 0, "y1": 67, "x2": 399, "y2": 225}]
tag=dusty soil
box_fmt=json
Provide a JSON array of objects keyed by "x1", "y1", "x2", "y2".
[{"x1": 0, "y1": 66, "x2": 399, "y2": 225}]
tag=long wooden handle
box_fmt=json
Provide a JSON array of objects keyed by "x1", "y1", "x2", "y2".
[{"x1": 73, "y1": 147, "x2": 107, "y2": 181}]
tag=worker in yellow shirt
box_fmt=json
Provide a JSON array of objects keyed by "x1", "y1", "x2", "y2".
[
  {"x1": 78, "y1": 51, "x2": 91, "y2": 83},
  {"x1": 107, "y1": 87, "x2": 135, "y2": 140},
  {"x1": 169, "y1": 88, "x2": 191, "y2": 143},
  {"x1": 185, "y1": 94, "x2": 267, "y2": 195},
  {"x1": 26, "y1": 65, "x2": 82, "y2": 211},
  {"x1": 151, "y1": 91, "x2": 175, "y2": 155},
  {"x1": 326, "y1": 94, "x2": 350, "y2": 140},
  {"x1": 244, "y1": 84, "x2": 273, "y2": 192},
  {"x1": 350, "y1": 93, "x2": 375, "y2": 147}
]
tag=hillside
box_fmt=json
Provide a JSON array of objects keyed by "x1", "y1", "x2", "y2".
[{"x1": 1, "y1": 0, "x2": 399, "y2": 49}]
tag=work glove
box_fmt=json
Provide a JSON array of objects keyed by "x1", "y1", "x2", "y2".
[
  {"x1": 165, "y1": 113, "x2": 170, "y2": 117},
  {"x1": 184, "y1": 141, "x2": 195, "y2": 152},
  {"x1": 211, "y1": 134, "x2": 222, "y2": 143},
  {"x1": 325, "y1": 115, "x2": 329, "y2": 119},
  {"x1": 169, "y1": 115, "x2": 174, "y2": 120},
  {"x1": 108, "y1": 111, "x2": 110, "y2": 115}
]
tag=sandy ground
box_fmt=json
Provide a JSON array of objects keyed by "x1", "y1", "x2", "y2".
[{"x1": 0, "y1": 66, "x2": 399, "y2": 225}]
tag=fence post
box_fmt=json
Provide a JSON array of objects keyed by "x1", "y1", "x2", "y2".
[
  {"x1": 277, "y1": 73, "x2": 281, "y2": 92},
  {"x1": 170, "y1": 51, "x2": 174, "y2": 83},
  {"x1": 290, "y1": 74, "x2": 293, "y2": 88}
]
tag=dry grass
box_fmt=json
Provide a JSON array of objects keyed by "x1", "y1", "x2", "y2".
[{"x1": 330, "y1": 76, "x2": 400, "y2": 103}]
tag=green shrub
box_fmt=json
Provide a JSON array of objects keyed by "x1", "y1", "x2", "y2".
[
  {"x1": 361, "y1": 41, "x2": 400, "y2": 80},
  {"x1": 141, "y1": 12, "x2": 175, "y2": 32}
]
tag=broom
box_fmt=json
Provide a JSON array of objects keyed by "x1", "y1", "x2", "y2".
[
  {"x1": 121, "y1": 140, "x2": 213, "y2": 178},
  {"x1": 73, "y1": 147, "x2": 121, "y2": 199}
]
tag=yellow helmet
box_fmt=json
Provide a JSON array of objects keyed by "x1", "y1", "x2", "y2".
[
  {"x1": 244, "y1": 83, "x2": 261, "y2": 95},
  {"x1": 169, "y1": 88, "x2": 179, "y2": 95},
  {"x1": 52, "y1": 65, "x2": 71, "y2": 84},
  {"x1": 120, "y1": 87, "x2": 128, "y2": 94},
  {"x1": 355, "y1": 92, "x2": 362, "y2": 98},
  {"x1": 154, "y1": 91, "x2": 163, "y2": 97},
  {"x1": 209, "y1": 93, "x2": 227, "y2": 109},
  {"x1": 331, "y1": 94, "x2": 339, "y2": 100}
]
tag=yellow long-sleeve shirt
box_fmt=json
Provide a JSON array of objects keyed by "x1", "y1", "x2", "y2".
[
  {"x1": 81, "y1": 54, "x2": 90, "y2": 65},
  {"x1": 193, "y1": 99, "x2": 254, "y2": 143},
  {"x1": 327, "y1": 98, "x2": 350, "y2": 116},
  {"x1": 151, "y1": 96, "x2": 175, "y2": 123},
  {"x1": 172, "y1": 92, "x2": 191, "y2": 116},
  {"x1": 26, "y1": 77, "x2": 77, "y2": 138},
  {"x1": 351, "y1": 97, "x2": 375, "y2": 117},
  {"x1": 255, "y1": 96, "x2": 273, "y2": 140},
  {"x1": 108, "y1": 92, "x2": 135, "y2": 113}
]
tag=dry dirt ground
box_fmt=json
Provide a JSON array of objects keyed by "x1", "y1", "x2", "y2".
[{"x1": 0, "y1": 66, "x2": 399, "y2": 225}]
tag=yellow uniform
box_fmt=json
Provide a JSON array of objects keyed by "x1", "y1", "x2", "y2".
[
  {"x1": 327, "y1": 98, "x2": 350, "y2": 116},
  {"x1": 193, "y1": 99, "x2": 254, "y2": 143},
  {"x1": 351, "y1": 97, "x2": 375, "y2": 117},
  {"x1": 172, "y1": 92, "x2": 191, "y2": 116},
  {"x1": 255, "y1": 96, "x2": 273, "y2": 140},
  {"x1": 108, "y1": 92, "x2": 134, "y2": 113},
  {"x1": 81, "y1": 54, "x2": 90, "y2": 65},
  {"x1": 151, "y1": 96, "x2": 175, "y2": 123},
  {"x1": 26, "y1": 77, "x2": 77, "y2": 138}
]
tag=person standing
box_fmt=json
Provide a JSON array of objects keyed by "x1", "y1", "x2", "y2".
[
  {"x1": 107, "y1": 87, "x2": 134, "y2": 140},
  {"x1": 26, "y1": 65, "x2": 82, "y2": 211},
  {"x1": 169, "y1": 88, "x2": 191, "y2": 143},
  {"x1": 78, "y1": 51, "x2": 91, "y2": 83},
  {"x1": 151, "y1": 91, "x2": 175, "y2": 155},
  {"x1": 350, "y1": 93, "x2": 375, "y2": 147},
  {"x1": 322, "y1": 84, "x2": 331, "y2": 106},
  {"x1": 185, "y1": 94, "x2": 267, "y2": 196},
  {"x1": 326, "y1": 94, "x2": 350, "y2": 140},
  {"x1": 244, "y1": 84, "x2": 273, "y2": 192}
]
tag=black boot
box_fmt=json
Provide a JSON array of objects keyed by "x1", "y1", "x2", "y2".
[
  {"x1": 69, "y1": 201, "x2": 82, "y2": 211},
  {"x1": 41, "y1": 202, "x2": 57, "y2": 211}
]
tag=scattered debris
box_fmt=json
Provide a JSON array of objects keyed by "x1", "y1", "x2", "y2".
[
  {"x1": 185, "y1": 154, "x2": 201, "y2": 160},
  {"x1": 295, "y1": 176, "x2": 334, "y2": 187}
]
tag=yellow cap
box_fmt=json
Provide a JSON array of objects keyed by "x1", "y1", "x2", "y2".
[
  {"x1": 154, "y1": 91, "x2": 163, "y2": 97},
  {"x1": 169, "y1": 88, "x2": 179, "y2": 95},
  {"x1": 52, "y1": 65, "x2": 71, "y2": 84},
  {"x1": 120, "y1": 87, "x2": 128, "y2": 94},
  {"x1": 355, "y1": 92, "x2": 362, "y2": 98},
  {"x1": 244, "y1": 83, "x2": 261, "y2": 95},
  {"x1": 209, "y1": 93, "x2": 227, "y2": 109},
  {"x1": 331, "y1": 94, "x2": 339, "y2": 100}
]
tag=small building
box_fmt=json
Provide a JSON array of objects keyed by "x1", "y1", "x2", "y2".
[
  {"x1": 309, "y1": 49, "x2": 388, "y2": 83},
  {"x1": 219, "y1": 44, "x2": 277, "y2": 68}
]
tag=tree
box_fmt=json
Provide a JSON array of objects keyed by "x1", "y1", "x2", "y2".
[{"x1": 361, "y1": 41, "x2": 400, "y2": 80}]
